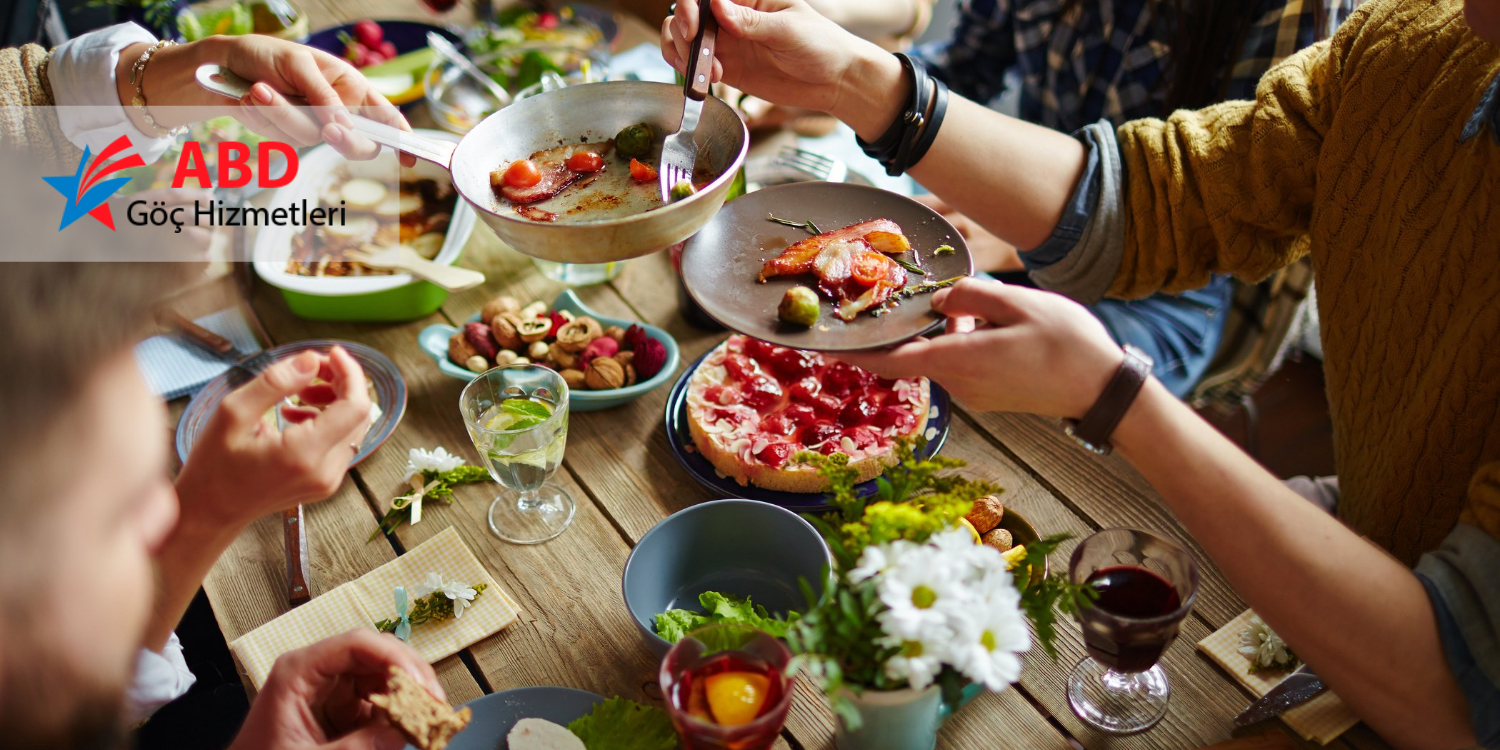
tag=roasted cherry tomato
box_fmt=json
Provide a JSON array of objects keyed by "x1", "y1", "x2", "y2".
[
  {"x1": 850, "y1": 252, "x2": 888, "y2": 285},
  {"x1": 565, "y1": 151, "x2": 604, "y2": 173},
  {"x1": 503, "y1": 159, "x2": 542, "y2": 188},
  {"x1": 629, "y1": 158, "x2": 658, "y2": 183}
]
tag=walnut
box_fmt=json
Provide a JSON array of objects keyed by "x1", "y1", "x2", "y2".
[
  {"x1": 614, "y1": 350, "x2": 635, "y2": 367},
  {"x1": 560, "y1": 368, "x2": 588, "y2": 391},
  {"x1": 518, "y1": 317, "x2": 551, "y2": 343},
  {"x1": 604, "y1": 325, "x2": 626, "y2": 343},
  {"x1": 615, "y1": 358, "x2": 638, "y2": 387},
  {"x1": 585, "y1": 356, "x2": 626, "y2": 390},
  {"x1": 480, "y1": 296, "x2": 521, "y2": 323},
  {"x1": 965, "y1": 495, "x2": 1005, "y2": 534},
  {"x1": 555, "y1": 316, "x2": 604, "y2": 352},
  {"x1": 464, "y1": 355, "x2": 489, "y2": 373},
  {"x1": 448, "y1": 333, "x2": 480, "y2": 366},
  {"x1": 528, "y1": 341, "x2": 550, "y2": 360},
  {"x1": 548, "y1": 347, "x2": 578, "y2": 369},
  {"x1": 490, "y1": 313, "x2": 525, "y2": 350},
  {"x1": 981, "y1": 527, "x2": 1014, "y2": 552}
]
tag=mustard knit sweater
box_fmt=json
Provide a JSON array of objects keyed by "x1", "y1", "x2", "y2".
[{"x1": 1112, "y1": 0, "x2": 1500, "y2": 564}]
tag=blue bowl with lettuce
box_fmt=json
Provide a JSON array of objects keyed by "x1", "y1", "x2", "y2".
[{"x1": 622, "y1": 499, "x2": 832, "y2": 657}]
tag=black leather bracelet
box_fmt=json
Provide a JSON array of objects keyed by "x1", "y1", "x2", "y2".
[
  {"x1": 901, "y1": 76, "x2": 948, "y2": 173},
  {"x1": 857, "y1": 52, "x2": 924, "y2": 164},
  {"x1": 886, "y1": 64, "x2": 930, "y2": 176}
]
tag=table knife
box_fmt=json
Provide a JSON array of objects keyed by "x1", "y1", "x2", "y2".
[{"x1": 1234, "y1": 665, "x2": 1327, "y2": 727}]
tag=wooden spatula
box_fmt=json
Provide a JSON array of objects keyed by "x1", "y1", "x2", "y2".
[{"x1": 349, "y1": 245, "x2": 486, "y2": 292}]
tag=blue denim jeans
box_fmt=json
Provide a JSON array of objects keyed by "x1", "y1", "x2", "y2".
[{"x1": 992, "y1": 273, "x2": 1233, "y2": 398}]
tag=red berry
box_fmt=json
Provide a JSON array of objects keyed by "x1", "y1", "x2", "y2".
[
  {"x1": 633, "y1": 337, "x2": 669, "y2": 380},
  {"x1": 377, "y1": 41, "x2": 398, "y2": 59},
  {"x1": 536, "y1": 11, "x2": 559, "y2": 28},
  {"x1": 704, "y1": 385, "x2": 727, "y2": 404},
  {"x1": 788, "y1": 377, "x2": 821, "y2": 402},
  {"x1": 798, "y1": 421, "x2": 841, "y2": 449},
  {"x1": 723, "y1": 353, "x2": 756, "y2": 383},
  {"x1": 353, "y1": 20, "x2": 384, "y2": 48},
  {"x1": 756, "y1": 442, "x2": 796, "y2": 468},
  {"x1": 766, "y1": 348, "x2": 822, "y2": 380},
  {"x1": 837, "y1": 396, "x2": 879, "y2": 427},
  {"x1": 740, "y1": 337, "x2": 776, "y2": 362},
  {"x1": 742, "y1": 376, "x2": 783, "y2": 411},
  {"x1": 782, "y1": 403, "x2": 818, "y2": 427},
  {"x1": 843, "y1": 425, "x2": 880, "y2": 450},
  {"x1": 546, "y1": 311, "x2": 568, "y2": 338},
  {"x1": 812, "y1": 394, "x2": 844, "y2": 419},
  {"x1": 624, "y1": 324, "x2": 649, "y2": 351},
  {"x1": 872, "y1": 405, "x2": 917, "y2": 432},
  {"x1": 760, "y1": 412, "x2": 796, "y2": 436},
  {"x1": 464, "y1": 321, "x2": 499, "y2": 360},
  {"x1": 579, "y1": 336, "x2": 619, "y2": 368},
  {"x1": 823, "y1": 361, "x2": 873, "y2": 398}
]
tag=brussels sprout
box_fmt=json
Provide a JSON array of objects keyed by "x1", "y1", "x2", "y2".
[
  {"x1": 669, "y1": 180, "x2": 696, "y2": 201},
  {"x1": 778, "y1": 286, "x2": 821, "y2": 327},
  {"x1": 614, "y1": 122, "x2": 655, "y2": 160}
]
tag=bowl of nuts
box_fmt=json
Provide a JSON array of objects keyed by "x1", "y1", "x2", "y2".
[{"x1": 416, "y1": 289, "x2": 681, "y2": 411}]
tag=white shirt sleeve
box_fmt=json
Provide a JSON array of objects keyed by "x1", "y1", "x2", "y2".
[
  {"x1": 47, "y1": 22, "x2": 176, "y2": 164},
  {"x1": 126, "y1": 632, "x2": 198, "y2": 723}
]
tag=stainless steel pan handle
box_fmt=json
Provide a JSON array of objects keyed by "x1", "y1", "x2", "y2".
[{"x1": 193, "y1": 64, "x2": 456, "y2": 167}]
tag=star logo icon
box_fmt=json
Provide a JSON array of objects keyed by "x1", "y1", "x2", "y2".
[{"x1": 43, "y1": 134, "x2": 145, "y2": 231}]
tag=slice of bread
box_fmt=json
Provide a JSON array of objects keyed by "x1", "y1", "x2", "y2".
[
  {"x1": 368, "y1": 666, "x2": 471, "y2": 750},
  {"x1": 507, "y1": 718, "x2": 586, "y2": 750}
]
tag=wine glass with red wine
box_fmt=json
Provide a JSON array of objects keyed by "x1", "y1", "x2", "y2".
[{"x1": 1066, "y1": 528, "x2": 1200, "y2": 734}]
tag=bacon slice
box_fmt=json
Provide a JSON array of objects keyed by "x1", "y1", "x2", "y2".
[
  {"x1": 836, "y1": 257, "x2": 907, "y2": 320},
  {"x1": 757, "y1": 219, "x2": 906, "y2": 281},
  {"x1": 494, "y1": 142, "x2": 613, "y2": 205}
]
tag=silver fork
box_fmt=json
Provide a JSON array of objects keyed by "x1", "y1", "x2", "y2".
[
  {"x1": 775, "y1": 146, "x2": 850, "y2": 183},
  {"x1": 660, "y1": 0, "x2": 718, "y2": 203}
]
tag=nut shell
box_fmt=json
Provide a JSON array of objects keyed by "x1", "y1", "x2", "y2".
[
  {"x1": 604, "y1": 325, "x2": 626, "y2": 343},
  {"x1": 585, "y1": 357, "x2": 626, "y2": 390},
  {"x1": 464, "y1": 355, "x2": 489, "y2": 373},
  {"x1": 519, "y1": 300, "x2": 548, "y2": 320},
  {"x1": 556, "y1": 316, "x2": 604, "y2": 352},
  {"x1": 518, "y1": 318, "x2": 551, "y2": 343},
  {"x1": 611, "y1": 355, "x2": 638, "y2": 386},
  {"x1": 490, "y1": 313, "x2": 525, "y2": 350},
  {"x1": 965, "y1": 495, "x2": 1005, "y2": 534},
  {"x1": 548, "y1": 348, "x2": 578, "y2": 369},
  {"x1": 981, "y1": 527, "x2": 1014, "y2": 552},
  {"x1": 448, "y1": 333, "x2": 480, "y2": 365},
  {"x1": 560, "y1": 368, "x2": 588, "y2": 391},
  {"x1": 480, "y1": 296, "x2": 521, "y2": 322}
]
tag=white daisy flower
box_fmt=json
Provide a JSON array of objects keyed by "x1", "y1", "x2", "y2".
[
  {"x1": 403, "y1": 446, "x2": 466, "y2": 480},
  {"x1": 412, "y1": 572, "x2": 446, "y2": 599},
  {"x1": 1238, "y1": 614, "x2": 1296, "y2": 670},
  {"x1": 877, "y1": 546, "x2": 964, "y2": 633},
  {"x1": 949, "y1": 595, "x2": 1030, "y2": 690},
  {"x1": 441, "y1": 580, "x2": 479, "y2": 618},
  {"x1": 849, "y1": 539, "x2": 917, "y2": 583},
  {"x1": 877, "y1": 626, "x2": 952, "y2": 690}
]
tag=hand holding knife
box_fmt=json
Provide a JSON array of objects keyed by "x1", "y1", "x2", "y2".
[{"x1": 1234, "y1": 664, "x2": 1328, "y2": 727}]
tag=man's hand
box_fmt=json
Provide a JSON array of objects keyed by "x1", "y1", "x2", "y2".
[
  {"x1": 174, "y1": 346, "x2": 371, "y2": 527},
  {"x1": 913, "y1": 195, "x2": 1025, "y2": 273},
  {"x1": 228, "y1": 630, "x2": 442, "y2": 750},
  {"x1": 837, "y1": 278, "x2": 1123, "y2": 417}
]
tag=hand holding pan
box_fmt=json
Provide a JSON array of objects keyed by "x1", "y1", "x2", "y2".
[{"x1": 196, "y1": 64, "x2": 749, "y2": 265}]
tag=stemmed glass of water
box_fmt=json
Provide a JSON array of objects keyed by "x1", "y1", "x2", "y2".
[{"x1": 460, "y1": 364, "x2": 574, "y2": 544}]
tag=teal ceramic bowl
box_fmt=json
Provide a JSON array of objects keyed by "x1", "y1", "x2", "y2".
[{"x1": 417, "y1": 289, "x2": 679, "y2": 411}]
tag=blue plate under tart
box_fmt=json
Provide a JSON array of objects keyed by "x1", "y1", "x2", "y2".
[
  {"x1": 663, "y1": 345, "x2": 951, "y2": 513},
  {"x1": 175, "y1": 340, "x2": 407, "y2": 467}
]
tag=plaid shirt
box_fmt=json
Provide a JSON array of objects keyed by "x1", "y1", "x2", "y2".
[{"x1": 914, "y1": 0, "x2": 1349, "y2": 133}]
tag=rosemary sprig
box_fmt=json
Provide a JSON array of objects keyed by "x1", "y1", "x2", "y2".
[
  {"x1": 369, "y1": 465, "x2": 491, "y2": 541},
  {"x1": 768, "y1": 214, "x2": 823, "y2": 235},
  {"x1": 892, "y1": 256, "x2": 928, "y2": 276},
  {"x1": 870, "y1": 275, "x2": 968, "y2": 316},
  {"x1": 374, "y1": 583, "x2": 489, "y2": 633}
]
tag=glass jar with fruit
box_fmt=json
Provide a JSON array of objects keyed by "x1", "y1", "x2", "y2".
[{"x1": 660, "y1": 623, "x2": 794, "y2": 750}]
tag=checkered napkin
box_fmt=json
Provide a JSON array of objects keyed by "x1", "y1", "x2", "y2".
[
  {"x1": 1198, "y1": 610, "x2": 1358, "y2": 744},
  {"x1": 229, "y1": 527, "x2": 520, "y2": 689},
  {"x1": 133, "y1": 308, "x2": 262, "y2": 400}
]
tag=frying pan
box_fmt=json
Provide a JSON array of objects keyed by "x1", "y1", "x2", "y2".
[{"x1": 195, "y1": 65, "x2": 748, "y2": 263}]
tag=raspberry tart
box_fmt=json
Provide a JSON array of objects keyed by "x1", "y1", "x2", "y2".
[{"x1": 685, "y1": 335, "x2": 931, "y2": 492}]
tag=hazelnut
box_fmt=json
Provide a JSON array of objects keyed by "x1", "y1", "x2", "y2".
[
  {"x1": 518, "y1": 317, "x2": 551, "y2": 343},
  {"x1": 560, "y1": 368, "x2": 588, "y2": 391},
  {"x1": 494, "y1": 350, "x2": 520, "y2": 366},
  {"x1": 520, "y1": 300, "x2": 548, "y2": 320},
  {"x1": 513, "y1": 356, "x2": 531, "y2": 365},
  {"x1": 965, "y1": 495, "x2": 1005, "y2": 535},
  {"x1": 480, "y1": 296, "x2": 521, "y2": 322},
  {"x1": 448, "y1": 332, "x2": 480, "y2": 366},
  {"x1": 528, "y1": 341, "x2": 551, "y2": 360},
  {"x1": 491, "y1": 313, "x2": 525, "y2": 350},
  {"x1": 548, "y1": 347, "x2": 578, "y2": 369},
  {"x1": 981, "y1": 527, "x2": 1014, "y2": 552},
  {"x1": 464, "y1": 355, "x2": 489, "y2": 373},
  {"x1": 555, "y1": 316, "x2": 604, "y2": 352},
  {"x1": 585, "y1": 356, "x2": 626, "y2": 390},
  {"x1": 604, "y1": 325, "x2": 627, "y2": 343},
  {"x1": 614, "y1": 350, "x2": 635, "y2": 367}
]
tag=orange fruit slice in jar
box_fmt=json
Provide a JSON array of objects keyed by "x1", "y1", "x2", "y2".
[{"x1": 704, "y1": 672, "x2": 772, "y2": 727}]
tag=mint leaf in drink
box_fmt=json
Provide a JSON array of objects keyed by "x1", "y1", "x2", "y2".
[{"x1": 501, "y1": 398, "x2": 551, "y2": 419}]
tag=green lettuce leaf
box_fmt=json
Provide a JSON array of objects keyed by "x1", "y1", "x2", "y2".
[
  {"x1": 652, "y1": 591, "x2": 797, "y2": 644},
  {"x1": 567, "y1": 697, "x2": 677, "y2": 750}
]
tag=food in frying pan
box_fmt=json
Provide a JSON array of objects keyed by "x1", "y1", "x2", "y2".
[
  {"x1": 285, "y1": 171, "x2": 457, "y2": 277},
  {"x1": 757, "y1": 219, "x2": 915, "y2": 321}
]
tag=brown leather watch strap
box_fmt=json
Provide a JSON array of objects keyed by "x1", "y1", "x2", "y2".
[{"x1": 1063, "y1": 345, "x2": 1153, "y2": 455}]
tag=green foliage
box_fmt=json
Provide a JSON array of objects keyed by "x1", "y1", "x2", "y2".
[
  {"x1": 369, "y1": 465, "x2": 491, "y2": 541},
  {"x1": 567, "y1": 697, "x2": 678, "y2": 750},
  {"x1": 653, "y1": 591, "x2": 797, "y2": 643},
  {"x1": 1014, "y1": 534, "x2": 1097, "y2": 658},
  {"x1": 374, "y1": 583, "x2": 487, "y2": 633}
]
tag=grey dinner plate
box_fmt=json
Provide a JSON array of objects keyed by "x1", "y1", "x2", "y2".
[
  {"x1": 679, "y1": 182, "x2": 973, "y2": 351},
  {"x1": 415, "y1": 686, "x2": 605, "y2": 750}
]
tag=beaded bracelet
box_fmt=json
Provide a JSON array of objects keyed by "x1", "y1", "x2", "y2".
[{"x1": 128, "y1": 40, "x2": 187, "y2": 138}]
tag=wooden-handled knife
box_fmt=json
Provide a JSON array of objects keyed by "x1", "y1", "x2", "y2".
[{"x1": 284, "y1": 506, "x2": 311, "y2": 607}]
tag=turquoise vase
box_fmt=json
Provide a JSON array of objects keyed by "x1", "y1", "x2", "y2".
[{"x1": 835, "y1": 682, "x2": 983, "y2": 750}]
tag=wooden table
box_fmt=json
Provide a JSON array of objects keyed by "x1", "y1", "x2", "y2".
[{"x1": 192, "y1": 4, "x2": 1394, "y2": 749}]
